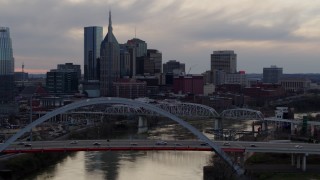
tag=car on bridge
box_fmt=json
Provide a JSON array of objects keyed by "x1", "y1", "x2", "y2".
[
  {"x1": 24, "y1": 144, "x2": 32, "y2": 147},
  {"x1": 200, "y1": 142, "x2": 208, "y2": 146},
  {"x1": 70, "y1": 141, "x2": 78, "y2": 144},
  {"x1": 223, "y1": 142, "x2": 230, "y2": 146},
  {"x1": 155, "y1": 141, "x2": 167, "y2": 145},
  {"x1": 17, "y1": 142, "x2": 25, "y2": 145},
  {"x1": 93, "y1": 142, "x2": 101, "y2": 146}
]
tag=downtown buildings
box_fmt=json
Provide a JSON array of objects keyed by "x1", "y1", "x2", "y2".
[{"x1": 83, "y1": 11, "x2": 163, "y2": 98}]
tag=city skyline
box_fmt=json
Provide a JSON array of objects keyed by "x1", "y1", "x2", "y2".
[{"x1": 1, "y1": 0, "x2": 320, "y2": 74}]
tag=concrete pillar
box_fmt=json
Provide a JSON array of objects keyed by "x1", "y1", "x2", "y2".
[
  {"x1": 291, "y1": 154, "x2": 295, "y2": 166},
  {"x1": 296, "y1": 155, "x2": 301, "y2": 169},
  {"x1": 291, "y1": 123, "x2": 295, "y2": 135},
  {"x1": 311, "y1": 125, "x2": 315, "y2": 137},
  {"x1": 214, "y1": 119, "x2": 220, "y2": 130},
  {"x1": 302, "y1": 154, "x2": 307, "y2": 172},
  {"x1": 239, "y1": 154, "x2": 245, "y2": 167},
  {"x1": 252, "y1": 121, "x2": 255, "y2": 133},
  {"x1": 138, "y1": 116, "x2": 148, "y2": 134},
  {"x1": 262, "y1": 121, "x2": 267, "y2": 131}
]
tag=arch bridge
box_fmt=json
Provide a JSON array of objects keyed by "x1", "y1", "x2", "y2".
[
  {"x1": 68, "y1": 101, "x2": 220, "y2": 118},
  {"x1": 0, "y1": 97, "x2": 244, "y2": 176}
]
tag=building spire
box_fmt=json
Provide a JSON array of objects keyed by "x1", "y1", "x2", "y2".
[{"x1": 108, "y1": 10, "x2": 112, "y2": 33}]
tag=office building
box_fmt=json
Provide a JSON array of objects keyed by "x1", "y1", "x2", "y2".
[
  {"x1": 119, "y1": 44, "x2": 131, "y2": 77},
  {"x1": 112, "y1": 79, "x2": 146, "y2": 99},
  {"x1": 126, "y1": 38, "x2": 147, "y2": 58},
  {"x1": 263, "y1": 65, "x2": 283, "y2": 84},
  {"x1": 57, "y1": 63, "x2": 81, "y2": 80},
  {"x1": 143, "y1": 49, "x2": 162, "y2": 75},
  {"x1": 211, "y1": 50, "x2": 237, "y2": 74},
  {"x1": 100, "y1": 11, "x2": 120, "y2": 96},
  {"x1": 46, "y1": 69, "x2": 78, "y2": 95},
  {"x1": 0, "y1": 27, "x2": 15, "y2": 104},
  {"x1": 280, "y1": 78, "x2": 311, "y2": 93},
  {"x1": 126, "y1": 38, "x2": 147, "y2": 76},
  {"x1": 173, "y1": 75, "x2": 204, "y2": 95},
  {"x1": 163, "y1": 60, "x2": 185, "y2": 75},
  {"x1": 84, "y1": 26, "x2": 103, "y2": 81}
]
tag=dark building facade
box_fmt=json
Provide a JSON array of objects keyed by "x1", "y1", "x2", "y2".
[
  {"x1": 57, "y1": 63, "x2": 81, "y2": 80},
  {"x1": 46, "y1": 70, "x2": 78, "y2": 95},
  {"x1": 112, "y1": 79, "x2": 146, "y2": 99},
  {"x1": 100, "y1": 11, "x2": 120, "y2": 96},
  {"x1": 84, "y1": 26, "x2": 103, "y2": 81}
]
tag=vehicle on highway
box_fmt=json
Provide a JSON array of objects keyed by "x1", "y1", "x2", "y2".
[
  {"x1": 24, "y1": 144, "x2": 32, "y2": 147},
  {"x1": 70, "y1": 141, "x2": 78, "y2": 144},
  {"x1": 200, "y1": 142, "x2": 208, "y2": 146},
  {"x1": 93, "y1": 142, "x2": 101, "y2": 146},
  {"x1": 295, "y1": 145, "x2": 303, "y2": 149},
  {"x1": 130, "y1": 143, "x2": 138, "y2": 146},
  {"x1": 250, "y1": 144, "x2": 256, "y2": 147},
  {"x1": 155, "y1": 141, "x2": 167, "y2": 145},
  {"x1": 223, "y1": 142, "x2": 230, "y2": 146},
  {"x1": 175, "y1": 143, "x2": 182, "y2": 146},
  {"x1": 17, "y1": 142, "x2": 25, "y2": 145}
]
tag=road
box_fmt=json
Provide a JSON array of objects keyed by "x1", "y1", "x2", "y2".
[{"x1": 2, "y1": 140, "x2": 320, "y2": 154}]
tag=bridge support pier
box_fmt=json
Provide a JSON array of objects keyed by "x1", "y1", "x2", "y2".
[
  {"x1": 291, "y1": 123, "x2": 295, "y2": 135},
  {"x1": 214, "y1": 118, "x2": 222, "y2": 131},
  {"x1": 291, "y1": 154, "x2": 295, "y2": 166},
  {"x1": 138, "y1": 116, "x2": 148, "y2": 134},
  {"x1": 261, "y1": 121, "x2": 268, "y2": 132},
  {"x1": 302, "y1": 154, "x2": 307, "y2": 172},
  {"x1": 296, "y1": 155, "x2": 301, "y2": 169}
]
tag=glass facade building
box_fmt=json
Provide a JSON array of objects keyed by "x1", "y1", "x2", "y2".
[
  {"x1": 84, "y1": 26, "x2": 103, "y2": 81},
  {"x1": 0, "y1": 27, "x2": 14, "y2": 75},
  {"x1": 0, "y1": 27, "x2": 14, "y2": 104}
]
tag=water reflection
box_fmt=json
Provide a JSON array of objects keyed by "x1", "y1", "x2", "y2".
[
  {"x1": 28, "y1": 119, "x2": 253, "y2": 180},
  {"x1": 30, "y1": 150, "x2": 211, "y2": 180}
]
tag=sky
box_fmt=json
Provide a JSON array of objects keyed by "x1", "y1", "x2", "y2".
[{"x1": 1, "y1": 0, "x2": 320, "y2": 74}]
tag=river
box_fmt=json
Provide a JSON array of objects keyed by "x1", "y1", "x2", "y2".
[{"x1": 25, "y1": 119, "x2": 252, "y2": 180}]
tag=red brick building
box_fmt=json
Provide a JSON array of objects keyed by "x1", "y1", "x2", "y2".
[{"x1": 173, "y1": 75, "x2": 204, "y2": 95}]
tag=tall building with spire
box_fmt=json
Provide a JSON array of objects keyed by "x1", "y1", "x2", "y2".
[{"x1": 100, "y1": 11, "x2": 120, "y2": 96}]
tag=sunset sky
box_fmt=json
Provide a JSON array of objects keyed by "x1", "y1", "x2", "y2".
[{"x1": 1, "y1": 0, "x2": 320, "y2": 74}]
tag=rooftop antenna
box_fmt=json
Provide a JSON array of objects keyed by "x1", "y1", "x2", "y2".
[
  {"x1": 135, "y1": 26, "x2": 136, "y2": 38},
  {"x1": 22, "y1": 62, "x2": 25, "y2": 87}
]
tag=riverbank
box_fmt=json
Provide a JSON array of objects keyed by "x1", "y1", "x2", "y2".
[
  {"x1": 0, "y1": 153, "x2": 70, "y2": 180},
  {"x1": 245, "y1": 153, "x2": 320, "y2": 179}
]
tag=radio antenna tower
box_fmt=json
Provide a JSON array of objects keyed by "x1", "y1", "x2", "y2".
[{"x1": 22, "y1": 62, "x2": 25, "y2": 87}]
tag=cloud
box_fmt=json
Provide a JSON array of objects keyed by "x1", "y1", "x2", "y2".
[{"x1": 1, "y1": 0, "x2": 320, "y2": 74}]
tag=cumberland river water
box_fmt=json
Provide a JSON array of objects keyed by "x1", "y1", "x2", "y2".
[{"x1": 25, "y1": 119, "x2": 252, "y2": 180}]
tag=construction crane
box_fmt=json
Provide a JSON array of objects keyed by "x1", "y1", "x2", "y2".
[{"x1": 187, "y1": 64, "x2": 198, "y2": 74}]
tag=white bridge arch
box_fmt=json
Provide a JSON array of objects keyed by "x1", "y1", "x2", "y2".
[{"x1": 0, "y1": 97, "x2": 244, "y2": 175}]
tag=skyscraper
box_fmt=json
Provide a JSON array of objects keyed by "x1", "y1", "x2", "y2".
[
  {"x1": 0, "y1": 27, "x2": 14, "y2": 75},
  {"x1": 84, "y1": 26, "x2": 103, "y2": 81},
  {"x1": 100, "y1": 11, "x2": 120, "y2": 96},
  {"x1": 0, "y1": 27, "x2": 15, "y2": 104},
  {"x1": 211, "y1": 50, "x2": 237, "y2": 74}
]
